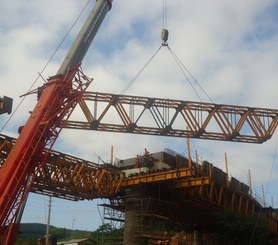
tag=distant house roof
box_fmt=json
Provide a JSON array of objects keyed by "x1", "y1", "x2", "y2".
[{"x1": 57, "y1": 238, "x2": 94, "y2": 245}]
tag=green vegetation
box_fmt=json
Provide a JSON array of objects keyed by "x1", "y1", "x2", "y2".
[
  {"x1": 16, "y1": 211, "x2": 274, "y2": 245},
  {"x1": 90, "y1": 223, "x2": 123, "y2": 244},
  {"x1": 16, "y1": 224, "x2": 64, "y2": 244},
  {"x1": 16, "y1": 223, "x2": 123, "y2": 245},
  {"x1": 213, "y1": 207, "x2": 271, "y2": 245}
]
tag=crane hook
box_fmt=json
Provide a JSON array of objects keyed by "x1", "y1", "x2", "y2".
[{"x1": 161, "y1": 28, "x2": 169, "y2": 46}]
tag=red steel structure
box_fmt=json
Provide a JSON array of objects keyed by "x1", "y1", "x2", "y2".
[
  {"x1": 0, "y1": 0, "x2": 113, "y2": 243},
  {"x1": 0, "y1": 67, "x2": 92, "y2": 242},
  {"x1": 0, "y1": 0, "x2": 277, "y2": 243}
]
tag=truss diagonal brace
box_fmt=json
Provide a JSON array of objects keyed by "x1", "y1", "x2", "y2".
[{"x1": 63, "y1": 92, "x2": 278, "y2": 144}]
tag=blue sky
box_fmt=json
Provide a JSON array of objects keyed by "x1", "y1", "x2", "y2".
[{"x1": 0, "y1": 0, "x2": 278, "y2": 231}]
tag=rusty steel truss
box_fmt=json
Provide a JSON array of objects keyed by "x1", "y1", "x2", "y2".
[
  {"x1": 61, "y1": 92, "x2": 278, "y2": 143},
  {"x1": 0, "y1": 134, "x2": 122, "y2": 200},
  {"x1": 0, "y1": 134, "x2": 277, "y2": 234}
]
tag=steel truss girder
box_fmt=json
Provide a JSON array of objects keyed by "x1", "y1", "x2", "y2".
[
  {"x1": 62, "y1": 92, "x2": 278, "y2": 143},
  {"x1": 0, "y1": 134, "x2": 123, "y2": 200},
  {"x1": 190, "y1": 182, "x2": 258, "y2": 214}
]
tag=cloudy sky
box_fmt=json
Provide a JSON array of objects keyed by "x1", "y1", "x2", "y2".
[{"x1": 0, "y1": 0, "x2": 278, "y2": 231}]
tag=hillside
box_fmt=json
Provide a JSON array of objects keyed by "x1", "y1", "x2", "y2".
[
  {"x1": 17, "y1": 223, "x2": 91, "y2": 243},
  {"x1": 17, "y1": 223, "x2": 123, "y2": 244}
]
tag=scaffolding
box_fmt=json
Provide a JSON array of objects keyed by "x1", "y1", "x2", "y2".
[
  {"x1": 124, "y1": 184, "x2": 184, "y2": 245},
  {"x1": 98, "y1": 198, "x2": 125, "y2": 245}
]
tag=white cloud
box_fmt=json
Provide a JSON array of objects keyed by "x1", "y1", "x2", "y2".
[{"x1": 1, "y1": 0, "x2": 278, "y2": 230}]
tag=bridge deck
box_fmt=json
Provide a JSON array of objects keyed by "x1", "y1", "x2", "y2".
[{"x1": 0, "y1": 134, "x2": 277, "y2": 233}]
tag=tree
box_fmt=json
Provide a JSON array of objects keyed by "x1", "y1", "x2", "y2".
[
  {"x1": 91, "y1": 223, "x2": 123, "y2": 244},
  {"x1": 214, "y1": 207, "x2": 271, "y2": 245}
]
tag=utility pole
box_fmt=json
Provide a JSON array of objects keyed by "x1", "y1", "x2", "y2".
[
  {"x1": 224, "y1": 153, "x2": 228, "y2": 176},
  {"x1": 224, "y1": 153, "x2": 229, "y2": 185},
  {"x1": 46, "y1": 196, "x2": 52, "y2": 245},
  {"x1": 262, "y1": 185, "x2": 266, "y2": 208},
  {"x1": 195, "y1": 149, "x2": 198, "y2": 164},
  {"x1": 248, "y1": 169, "x2": 252, "y2": 198},
  {"x1": 72, "y1": 218, "x2": 76, "y2": 238},
  {"x1": 186, "y1": 129, "x2": 191, "y2": 168},
  {"x1": 110, "y1": 145, "x2": 114, "y2": 164}
]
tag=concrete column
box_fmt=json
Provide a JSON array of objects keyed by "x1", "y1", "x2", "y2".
[{"x1": 124, "y1": 187, "x2": 145, "y2": 245}]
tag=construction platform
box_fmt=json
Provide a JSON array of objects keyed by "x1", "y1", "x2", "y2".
[{"x1": 0, "y1": 134, "x2": 278, "y2": 243}]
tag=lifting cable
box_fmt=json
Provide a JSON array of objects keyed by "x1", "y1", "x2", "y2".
[
  {"x1": 167, "y1": 46, "x2": 214, "y2": 103},
  {"x1": 161, "y1": 0, "x2": 169, "y2": 46},
  {"x1": 0, "y1": 0, "x2": 92, "y2": 134},
  {"x1": 163, "y1": 0, "x2": 167, "y2": 30},
  {"x1": 162, "y1": 0, "x2": 212, "y2": 102},
  {"x1": 120, "y1": 0, "x2": 168, "y2": 95},
  {"x1": 163, "y1": 0, "x2": 212, "y2": 102},
  {"x1": 121, "y1": 0, "x2": 213, "y2": 104},
  {"x1": 120, "y1": 45, "x2": 162, "y2": 95}
]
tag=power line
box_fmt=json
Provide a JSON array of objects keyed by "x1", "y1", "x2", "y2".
[{"x1": 249, "y1": 137, "x2": 278, "y2": 244}]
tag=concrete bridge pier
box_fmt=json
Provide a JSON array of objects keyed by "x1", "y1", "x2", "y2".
[{"x1": 124, "y1": 187, "x2": 146, "y2": 245}]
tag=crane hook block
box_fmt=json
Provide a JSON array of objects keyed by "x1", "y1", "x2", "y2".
[{"x1": 161, "y1": 28, "x2": 169, "y2": 46}]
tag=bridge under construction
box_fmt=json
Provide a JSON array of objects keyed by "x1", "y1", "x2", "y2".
[
  {"x1": 0, "y1": 0, "x2": 278, "y2": 244},
  {"x1": 0, "y1": 134, "x2": 277, "y2": 244}
]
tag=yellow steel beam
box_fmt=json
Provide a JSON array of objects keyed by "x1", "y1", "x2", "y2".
[
  {"x1": 120, "y1": 168, "x2": 194, "y2": 187},
  {"x1": 171, "y1": 177, "x2": 210, "y2": 188}
]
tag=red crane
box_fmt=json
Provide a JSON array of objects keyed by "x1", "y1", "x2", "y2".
[
  {"x1": 0, "y1": 0, "x2": 277, "y2": 244},
  {"x1": 0, "y1": 0, "x2": 112, "y2": 243}
]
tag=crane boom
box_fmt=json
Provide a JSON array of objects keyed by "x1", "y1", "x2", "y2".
[
  {"x1": 0, "y1": 0, "x2": 113, "y2": 243},
  {"x1": 57, "y1": 0, "x2": 112, "y2": 76}
]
